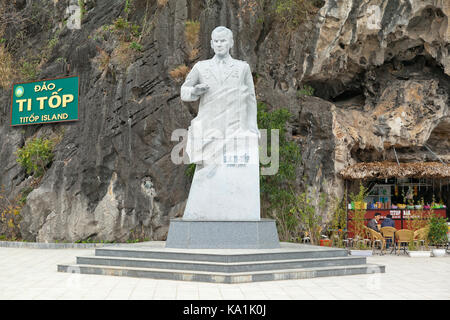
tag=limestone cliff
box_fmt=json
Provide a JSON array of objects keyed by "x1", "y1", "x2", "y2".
[{"x1": 0, "y1": 0, "x2": 448, "y2": 241}]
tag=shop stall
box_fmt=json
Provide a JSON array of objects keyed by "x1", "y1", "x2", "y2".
[{"x1": 340, "y1": 162, "x2": 450, "y2": 237}]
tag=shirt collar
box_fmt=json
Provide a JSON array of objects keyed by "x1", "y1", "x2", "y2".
[{"x1": 212, "y1": 55, "x2": 232, "y2": 66}]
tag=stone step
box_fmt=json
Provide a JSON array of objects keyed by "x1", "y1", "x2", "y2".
[
  {"x1": 57, "y1": 263, "x2": 385, "y2": 283},
  {"x1": 75, "y1": 255, "x2": 366, "y2": 273},
  {"x1": 94, "y1": 246, "x2": 349, "y2": 263}
]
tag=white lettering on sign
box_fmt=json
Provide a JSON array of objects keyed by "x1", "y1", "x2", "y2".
[
  {"x1": 389, "y1": 210, "x2": 401, "y2": 218},
  {"x1": 17, "y1": 94, "x2": 74, "y2": 112}
]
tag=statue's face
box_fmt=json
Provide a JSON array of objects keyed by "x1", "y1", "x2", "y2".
[{"x1": 211, "y1": 32, "x2": 232, "y2": 57}]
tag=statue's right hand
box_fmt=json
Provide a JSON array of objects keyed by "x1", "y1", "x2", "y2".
[{"x1": 192, "y1": 84, "x2": 209, "y2": 96}]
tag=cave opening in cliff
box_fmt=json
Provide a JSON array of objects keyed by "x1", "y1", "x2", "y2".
[
  {"x1": 331, "y1": 87, "x2": 364, "y2": 104},
  {"x1": 305, "y1": 29, "x2": 450, "y2": 110},
  {"x1": 303, "y1": 78, "x2": 365, "y2": 106}
]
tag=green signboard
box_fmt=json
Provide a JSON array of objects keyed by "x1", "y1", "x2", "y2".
[{"x1": 10, "y1": 76, "x2": 79, "y2": 126}]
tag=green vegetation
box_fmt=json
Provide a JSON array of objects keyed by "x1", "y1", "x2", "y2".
[
  {"x1": 0, "y1": 186, "x2": 23, "y2": 241},
  {"x1": 78, "y1": 0, "x2": 87, "y2": 20},
  {"x1": 110, "y1": 17, "x2": 141, "y2": 41},
  {"x1": 74, "y1": 237, "x2": 150, "y2": 244},
  {"x1": 138, "y1": 0, "x2": 157, "y2": 43},
  {"x1": 405, "y1": 198, "x2": 430, "y2": 231},
  {"x1": 126, "y1": 238, "x2": 150, "y2": 243},
  {"x1": 257, "y1": 102, "x2": 302, "y2": 241},
  {"x1": 427, "y1": 215, "x2": 448, "y2": 248},
  {"x1": 16, "y1": 137, "x2": 55, "y2": 178},
  {"x1": 129, "y1": 41, "x2": 143, "y2": 52},
  {"x1": 56, "y1": 57, "x2": 67, "y2": 64},
  {"x1": 274, "y1": 0, "x2": 324, "y2": 28},
  {"x1": 0, "y1": 45, "x2": 17, "y2": 88},
  {"x1": 19, "y1": 59, "x2": 40, "y2": 81},
  {"x1": 258, "y1": 102, "x2": 333, "y2": 244},
  {"x1": 290, "y1": 184, "x2": 327, "y2": 245},
  {"x1": 185, "y1": 163, "x2": 196, "y2": 179},
  {"x1": 239, "y1": 0, "x2": 324, "y2": 28},
  {"x1": 258, "y1": 103, "x2": 301, "y2": 188},
  {"x1": 408, "y1": 240, "x2": 418, "y2": 251},
  {"x1": 94, "y1": 2, "x2": 146, "y2": 70},
  {"x1": 18, "y1": 186, "x2": 34, "y2": 206},
  {"x1": 17, "y1": 32, "x2": 60, "y2": 81},
  {"x1": 0, "y1": 0, "x2": 65, "y2": 84},
  {"x1": 349, "y1": 183, "x2": 369, "y2": 249},
  {"x1": 100, "y1": 15, "x2": 141, "y2": 44},
  {"x1": 297, "y1": 84, "x2": 315, "y2": 97},
  {"x1": 124, "y1": 0, "x2": 133, "y2": 15},
  {"x1": 185, "y1": 20, "x2": 200, "y2": 61},
  {"x1": 74, "y1": 238, "x2": 114, "y2": 244},
  {"x1": 47, "y1": 37, "x2": 59, "y2": 52},
  {"x1": 185, "y1": 20, "x2": 200, "y2": 47},
  {"x1": 330, "y1": 197, "x2": 347, "y2": 248}
]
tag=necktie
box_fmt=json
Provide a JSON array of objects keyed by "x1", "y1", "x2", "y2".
[{"x1": 218, "y1": 60, "x2": 225, "y2": 83}]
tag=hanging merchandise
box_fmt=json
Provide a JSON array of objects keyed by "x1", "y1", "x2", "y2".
[
  {"x1": 414, "y1": 186, "x2": 418, "y2": 196},
  {"x1": 406, "y1": 187, "x2": 413, "y2": 200},
  {"x1": 433, "y1": 180, "x2": 435, "y2": 196},
  {"x1": 395, "y1": 185, "x2": 398, "y2": 196}
]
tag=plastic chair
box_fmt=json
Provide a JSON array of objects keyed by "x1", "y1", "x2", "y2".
[
  {"x1": 380, "y1": 226, "x2": 397, "y2": 253},
  {"x1": 395, "y1": 229, "x2": 414, "y2": 255}
]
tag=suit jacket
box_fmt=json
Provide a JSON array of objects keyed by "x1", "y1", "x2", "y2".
[
  {"x1": 181, "y1": 55, "x2": 258, "y2": 164},
  {"x1": 367, "y1": 218, "x2": 379, "y2": 231},
  {"x1": 381, "y1": 218, "x2": 395, "y2": 228}
]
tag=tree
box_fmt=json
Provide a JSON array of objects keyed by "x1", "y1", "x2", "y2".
[
  {"x1": 258, "y1": 102, "x2": 302, "y2": 241},
  {"x1": 16, "y1": 137, "x2": 54, "y2": 178}
]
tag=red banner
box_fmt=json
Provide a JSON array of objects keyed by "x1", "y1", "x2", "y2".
[{"x1": 347, "y1": 209, "x2": 446, "y2": 237}]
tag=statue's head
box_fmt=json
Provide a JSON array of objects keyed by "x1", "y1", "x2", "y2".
[{"x1": 211, "y1": 26, "x2": 233, "y2": 57}]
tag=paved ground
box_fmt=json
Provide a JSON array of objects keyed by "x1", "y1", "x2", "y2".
[{"x1": 0, "y1": 247, "x2": 449, "y2": 300}]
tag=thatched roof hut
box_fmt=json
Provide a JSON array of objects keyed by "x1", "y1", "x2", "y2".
[{"x1": 339, "y1": 162, "x2": 450, "y2": 180}]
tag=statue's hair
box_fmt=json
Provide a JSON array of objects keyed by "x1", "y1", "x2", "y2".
[{"x1": 211, "y1": 26, "x2": 234, "y2": 43}]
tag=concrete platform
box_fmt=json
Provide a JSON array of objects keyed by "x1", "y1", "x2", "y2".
[
  {"x1": 57, "y1": 241, "x2": 385, "y2": 283},
  {"x1": 3, "y1": 246, "x2": 450, "y2": 299}
]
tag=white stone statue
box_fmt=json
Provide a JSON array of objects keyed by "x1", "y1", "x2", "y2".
[{"x1": 181, "y1": 26, "x2": 260, "y2": 221}]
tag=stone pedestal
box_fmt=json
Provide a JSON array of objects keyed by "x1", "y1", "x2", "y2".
[{"x1": 165, "y1": 219, "x2": 280, "y2": 249}]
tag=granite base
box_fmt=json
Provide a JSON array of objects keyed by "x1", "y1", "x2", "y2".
[{"x1": 165, "y1": 219, "x2": 280, "y2": 249}]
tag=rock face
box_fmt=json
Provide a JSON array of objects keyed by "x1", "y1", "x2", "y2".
[{"x1": 0, "y1": 0, "x2": 448, "y2": 241}]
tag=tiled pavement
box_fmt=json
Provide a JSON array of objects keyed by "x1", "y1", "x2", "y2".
[{"x1": 0, "y1": 247, "x2": 449, "y2": 300}]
